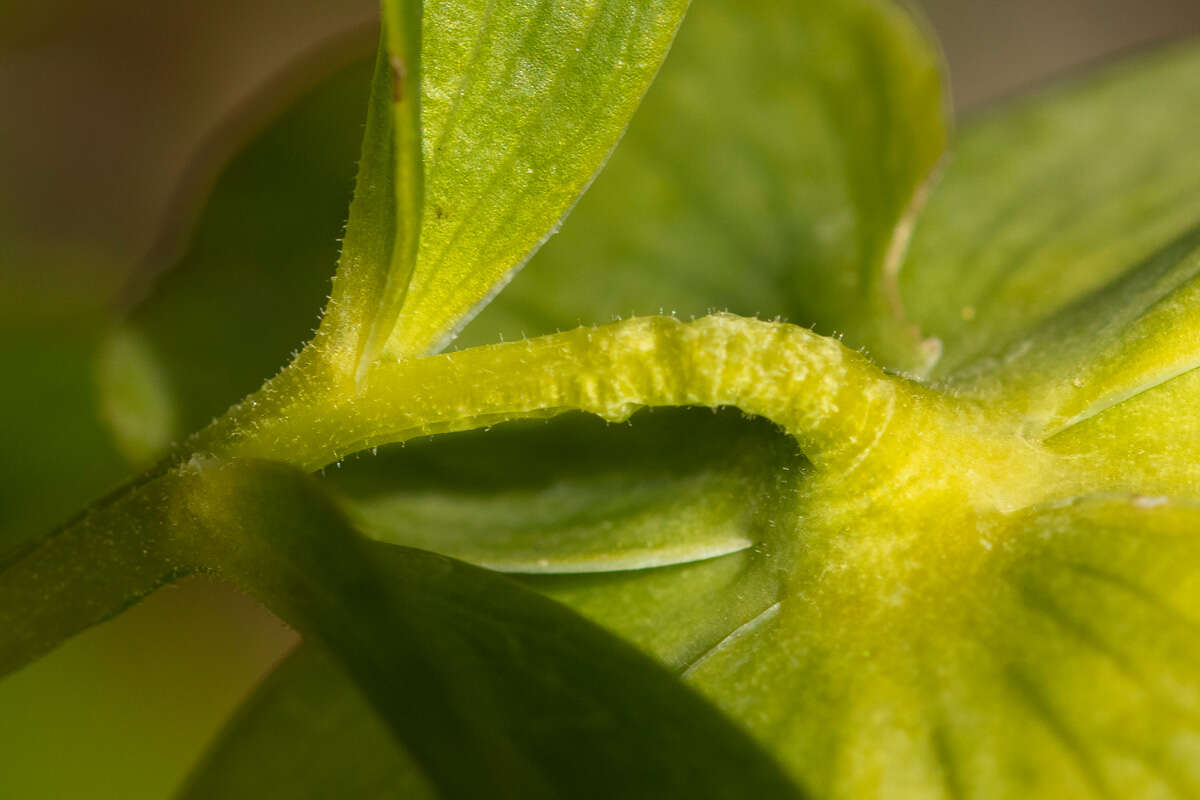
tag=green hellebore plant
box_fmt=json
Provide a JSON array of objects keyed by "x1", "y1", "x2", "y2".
[{"x1": 5, "y1": 0, "x2": 1200, "y2": 797}]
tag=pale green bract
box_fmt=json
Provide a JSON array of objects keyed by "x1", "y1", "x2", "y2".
[{"x1": 6, "y1": 0, "x2": 1200, "y2": 799}]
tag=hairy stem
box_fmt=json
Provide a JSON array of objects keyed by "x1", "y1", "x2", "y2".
[
  {"x1": 0, "y1": 314, "x2": 916, "y2": 678},
  {"x1": 0, "y1": 472, "x2": 196, "y2": 675},
  {"x1": 191, "y1": 313, "x2": 915, "y2": 473}
]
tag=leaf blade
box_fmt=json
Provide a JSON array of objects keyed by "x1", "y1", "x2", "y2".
[
  {"x1": 382, "y1": 0, "x2": 691, "y2": 356},
  {"x1": 319, "y1": 12, "x2": 424, "y2": 376},
  {"x1": 460, "y1": 0, "x2": 948, "y2": 371},
  {"x1": 180, "y1": 645, "x2": 439, "y2": 800},
  {"x1": 322, "y1": 410, "x2": 795, "y2": 574},
  {"x1": 671, "y1": 496, "x2": 1200, "y2": 797},
  {"x1": 902, "y1": 42, "x2": 1200, "y2": 378},
  {"x1": 188, "y1": 459, "x2": 807, "y2": 799}
]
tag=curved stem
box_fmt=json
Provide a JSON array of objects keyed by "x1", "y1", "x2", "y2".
[
  {"x1": 0, "y1": 314, "x2": 915, "y2": 678},
  {"x1": 191, "y1": 314, "x2": 913, "y2": 473}
]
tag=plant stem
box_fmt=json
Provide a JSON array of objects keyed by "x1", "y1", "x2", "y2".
[
  {"x1": 0, "y1": 314, "x2": 920, "y2": 678},
  {"x1": 190, "y1": 313, "x2": 918, "y2": 474},
  {"x1": 0, "y1": 472, "x2": 197, "y2": 675}
]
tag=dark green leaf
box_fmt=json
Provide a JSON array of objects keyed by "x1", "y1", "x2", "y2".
[
  {"x1": 0, "y1": 319, "x2": 128, "y2": 552},
  {"x1": 187, "y1": 460, "x2": 807, "y2": 799},
  {"x1": 1, "y1": 458, "x2": 803, "y2": 798},
  {"x1": 319, "y1": 409, "x2": 799, "y2": 669},
  {"x1": 180, "y1": 645, "x2": 438, "y2": 800}
]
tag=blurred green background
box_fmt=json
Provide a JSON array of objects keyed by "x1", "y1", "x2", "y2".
[{"x1": 1, "y1": 1, "x2": 1199, "y2": 797}]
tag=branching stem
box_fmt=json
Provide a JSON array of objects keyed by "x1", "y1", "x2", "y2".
[{"x1": 0, "y1": 313, "x2": 925, "y2": 680}]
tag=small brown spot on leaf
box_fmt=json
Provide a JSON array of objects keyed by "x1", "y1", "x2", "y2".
[
  {"x1": 435, "y1": 205, "x2": 445, "y2": 219},
  {"x1": 390, "y1": 55, "x2": 407, "y2": 103}
]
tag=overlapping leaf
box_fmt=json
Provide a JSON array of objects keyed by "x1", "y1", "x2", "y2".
[
  {"x1": 184, "y1": 461, "x2": 806, "y2": 799},
  {"x1": 180, "y1": 646, "x2": 438, "y2": 800},
  {"x1": 0, "y1": 456, "x2": 805, "y2": 798},
  {"x1": 324, "y1": 0, "x2": 693, "y2": 369},
  {"x1": 460, "y1": 0, "x2": 948, "y2": 372},
  {"x1": 989, "y1": 229, "x2": 1200, "y2": 500},
  {"x1": 676, "y1": 496, "x2": 1200, "y2": 797},
  {"x1": 962, "y1": 227, "x2": 1200, "y2": 431},
  {"x1": 902, "y1": 43, "x2": 1200, "y2": 378}
]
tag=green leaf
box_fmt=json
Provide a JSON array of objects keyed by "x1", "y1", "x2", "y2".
[
  {"x1": 376, "y1": 0, "x2": 692, "y2": 359},
  {"x1": 323, "y1": 410, "x2": 797, "y2": 574},
  {"x1": 527, "y1": 547, "x2": 780, "y2": 671},
  {"x1": 0, "y1": 227, "x2": 135, "y2": 553},
  {"x1": 321, "y1": 409, "x2": 795, "y2": 673},
  {"x1": 317, "y1": 32, "x2": 423, "y2": 376},
  {"x1": 957, "y1": 225, "x2": 1200, "y2": 446},
  {"x1": 180, "y1": 646, "x2": 439, "y2": 800},
  {"x1": 461, "y1": 0, "x2": 948, "y2": 372},
  {"x1": 323, "y1": 0, "x2": 693, "y2": 368},
  {"x1": 0, "y1": 457, "x2": 803, "y2": 798},
  {"x1": 0, "y1": 318, "x2": 128, "y2": 552},
  {"x1": 1034, "y1": 246, "x2": 1200, "y2": 496},
  {"x1": 673, "y1": 496, "x2": 1200, "y2": 797},
  {"x1": 185, "y1": 553, "x2": 786, "y2": 800},
  {"x1": 902, "y1": 42, "x2": 1200, "y2": 378},
  {"x1": 190, "y1": 478, "x2": 1200, "y2": 799},
  {"x1": 318, "y1": 409, "x2": 799, "y2": 668},
  {"x1": 187, "y1": 460, "x2": 806, "y2": 799}
]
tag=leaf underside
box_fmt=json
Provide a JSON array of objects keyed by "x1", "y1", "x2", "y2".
[{"x1": 181, "y1": 460, "x2": 805, "y2": 800}]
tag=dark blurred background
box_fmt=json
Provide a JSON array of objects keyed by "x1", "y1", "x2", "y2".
[
  {"x1": 4, "y1": 0, "x2": 1200, "y2": 308},
  {"x1": 1, "y1": 1, "x2": 1198, "y2": 797}
]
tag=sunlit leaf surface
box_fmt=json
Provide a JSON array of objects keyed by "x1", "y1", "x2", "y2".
[
  {"x1": 679, "y1": 496, "x2": 1200, "y2": 797},
  {"x1": 325, "y1": 0, "x2": 692, "y2": 365},
  {"x1": 386, "y1": 0, "x2": 691, "y2": 357}
]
